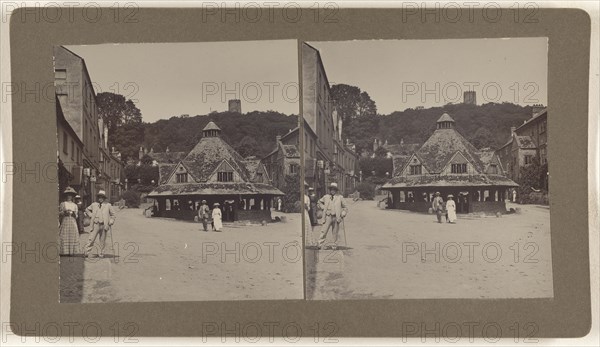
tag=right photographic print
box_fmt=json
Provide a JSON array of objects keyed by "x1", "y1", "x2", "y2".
[{"x1": 300, "y1": 39, "x2": 552, "y2": 300}]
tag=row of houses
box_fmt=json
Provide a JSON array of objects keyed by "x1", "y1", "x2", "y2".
[{"x1": 55, "y1": 46, "x2": 125, "y2": 206}]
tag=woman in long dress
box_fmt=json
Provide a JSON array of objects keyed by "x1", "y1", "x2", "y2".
[
  {"x1": 446, "y1": 194, "x2": 457, "y2": 223},
  {"x1": 212, "y1": 203, "x2": 223, "y2": 232},
  {"x1": 59, "y1": 187, "x2": 80, "y2": 255}
]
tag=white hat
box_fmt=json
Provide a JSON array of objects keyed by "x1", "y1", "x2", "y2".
[
  {"x1": 97, "y1": 190, "x2": 106, "y2": 197},
  {"x1": 329, "y1": 182, "x2": 338, "y2": 189}
]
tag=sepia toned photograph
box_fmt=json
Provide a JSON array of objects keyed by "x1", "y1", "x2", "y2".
[
  {"x1": 301, "y1": 39, "x2": 552, "y2": 300},
  {"x1": 55, "y1": 40, "x2": 304, "y2": 302}
]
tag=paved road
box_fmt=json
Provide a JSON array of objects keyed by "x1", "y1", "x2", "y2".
[
  {"x1": 305, "y1": 200, "x2": 553, "y2": 300},
  {"x1": 60, "y1": 208, "x2": 304, "y2": 302}
]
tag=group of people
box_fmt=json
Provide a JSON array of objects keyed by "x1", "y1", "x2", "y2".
[
  {"x1": 58, "y1": 187, "x2": 116, "y2": 258},
  {"x1": 304, "y1": 182, "x2": 348, "y2": 250},
  {"x1": 431, "y1": 192, "x2": 457, "y2": 224},
  {"x1": 197, "y1": 200, "x2": 223, "y2": 232}
]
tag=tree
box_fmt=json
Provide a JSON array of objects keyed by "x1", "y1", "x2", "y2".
[
  {"x1": 96, "y1": 92, "x2": 143, "y2": 151},
  {"x1": 236, "y1": 136, "x2": 259, "y2": 158},
  {"x1": 470, "y1": 127, "x2": 495, "y2": 149},
  {"x1": 330, "y1": 84, "x2": 377, "y2": 122},
  {"x1": 281, "y1": 174, "x2": 301, "y2": 213}
]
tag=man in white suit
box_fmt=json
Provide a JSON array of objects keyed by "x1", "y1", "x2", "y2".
[
  {"x1": 84, "y1": 190, "x2": 115, "y2": 258},
  {"x1": 317, "y1": 182, "x2": 348, "y2": 250}
]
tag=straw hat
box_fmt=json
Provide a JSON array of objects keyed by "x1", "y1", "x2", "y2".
[
  {"x1": 329, "y1": 182, "x2": 338, "y2": 189},
  {"x1": 308, "y1": 187, "x2": 314, "y2": 191},
  {"x1": 435, "y1": 192, "x2": 441, "y2": 196},
  {"x1": 97, "y1": 190, "x2": 106, "y2": 197},
  {"x1": 201, "y1": 200, "x2": 207, "y2": 204},
  {"x1": 63, "y1": 187, "x2": 77, "y2": 196},
  {"x1": 447, "y1": 194, "x2": 454, "y2": 198},
  {"x1": 74, "y1": 195, "x2": 81, "y2": 199},
  {"x1": 213, "y1": 202, "x2": 220, "y2": 206}
]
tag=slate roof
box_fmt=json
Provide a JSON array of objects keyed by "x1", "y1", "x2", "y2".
[
  {"x1": 382, "y1": 174, "x2": 518, "y2": 189},
  {"x1": 148, "y1": 182, "x2": 284, "y2": 197},
  {"x1": 182, "y1": 136, "x2": 251, "y2": 182},
  {"x1": 437, "y1": 113, "x2": 455, "y2": 123},
  {"x1": 514, "y1": 135, "x2": 536, "y2": 149},
  {"x1": 242, "y1": 157, "x2": 265, "y2": 182},
  {"x1": 203, "y1": 121, "x2": 221, "y2": 131},
  {"x1": 158, "y1": 164, "x2": 177, "y2": 184},
  {"x1": 416, "y1": 127, "x2": 485, "y2": 173},
  {"x1": 150, "y1": 151, "x2": 187, "y2": 164},
  {"x1": 283, "y1": 144, "x2": 300, "y2": 158},
  {"x1": 384, "y1": 112, "x2": 518, "y2": 189}
]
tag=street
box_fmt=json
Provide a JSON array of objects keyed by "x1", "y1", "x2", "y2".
[
  {"x1": 60, "y1": 207, "x2": 304, "y2": 302},
  {"x1": 305, "y1": 199, "x2": 553, "y2": 300}
]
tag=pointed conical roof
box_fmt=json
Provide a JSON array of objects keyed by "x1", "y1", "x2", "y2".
[
  {"x1": 437, "y1": 113, "x2": 455, "y2": 123},
  {"x1": 416, "y1": 121, "x2": 484, "y2": 174},
  {"x1": 181, "y1": 136, "x2": 250, "y2": 182},
  {"x1": 203, "y1": 121, "x2": 221, "y2": 131}
]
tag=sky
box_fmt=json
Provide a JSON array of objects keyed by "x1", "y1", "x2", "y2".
[
  {"x1": 308, "y1": 38, "x2": 548, "y2": 114},
  {"x1": 66, "y1": 38, "x2": 547, "y2": 122},
  {"x1": 66, "y1": 40, "x2": 299, "y2": 123}
]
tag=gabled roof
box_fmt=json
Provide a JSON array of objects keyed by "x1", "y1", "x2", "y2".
[
  {"x1": 282, "y1": 144, "x2": 300, "y2": 158},
  {"x1": 416, "y1": 127, "x2": 484, "y2": 173},
  {"x1": 158, "y1": 164, "x2": 176, "y2": 184},
  {"x1": 243, "y1": 157, "x2": 267, "y2": 182},
  {"x1": 514, "y1": 135, "x2": 536, "y2": 149},
  {"x1": 181, "y1": 137, "x2": 250, "y2": 182}
]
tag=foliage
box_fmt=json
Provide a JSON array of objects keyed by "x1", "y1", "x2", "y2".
[
  {"x1": 330, "y1": 84, "x2": 377, "y2": 122},
  {"x1": 96, "y1": 92, "x2": 143, "y2": 158},
  {"x1": 517, "y1": 157, "x2": 548, "y2": 204},
  {"x1": 122, "y1": 190, "x2": 141, "y2": 208},
  {"x1": 142, "y1": 111, "x2": 298, "y2": 159},
  {"x1": 358, "y1": 157, "x2": 393, "y2": 178},
  {"x1": 355, "y1": 181, "x2": 376, "y2": 200},
  {"x1": 281, "y1": 174, "x2": 301, "y2": 213}
]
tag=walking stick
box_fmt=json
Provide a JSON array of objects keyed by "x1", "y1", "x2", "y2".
[{"x1": 341, "y1": 218, "x2": 348, "y2": 248}]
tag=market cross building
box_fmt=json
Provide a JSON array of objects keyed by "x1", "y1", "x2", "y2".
[
  {"x1": 148, "y1": 122, "x2": 284, "y2": 221},
  {"x1": 381, "y1": 113, "x2": 518, "y2": 214}
]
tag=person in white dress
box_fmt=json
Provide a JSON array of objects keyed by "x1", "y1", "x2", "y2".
[
  {"x1": 446, "y1": 194, "x2": 457, "y2": 223},
  {"x1": 212, "y1": 203, "x2": 223, "y2": 232}
]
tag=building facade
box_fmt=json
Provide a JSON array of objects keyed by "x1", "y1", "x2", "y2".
[
  {"x1": 496, "y1": 106, "x2": 548, "y2": 189},
  {"x1": 301, "y1": 43, "x2": 358, "y2": 196},
  {"x1": 382, "y1": 113, "x2": 518, "y2": 214},
  {"x1": 148, "y1": 122, "x2": 283, "y2": 221},
  {"x1": 54, "y1": 46, "x2": 124, "y2": 205}
]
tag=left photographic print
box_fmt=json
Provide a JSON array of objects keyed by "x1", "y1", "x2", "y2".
[{"x1": 55, "y1": 40, "x2": 304, "y2": 302}]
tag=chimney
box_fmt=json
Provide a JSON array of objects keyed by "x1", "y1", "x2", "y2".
[{"x1": 532, "y1": 104, "x2": 545, "y2": 117}]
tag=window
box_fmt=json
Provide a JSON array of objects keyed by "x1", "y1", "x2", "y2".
[
  {"x1": 256, "y1": 172, "x2": 263, "y2": 182},
  {"x1": 489, "y1": 164, "x2": 498, "y2": 174},
  {"x1": 540, "y1": 147, "x2": 547, "y2": 165},
  {"x1": 289, "y1": 164, "x2": 298, "y2": 174},
  {"x1": 540, "y1": 120, "x2": 547, "y2": 134},
  {"x1": 217, "y1": 171, "x2": 233, "y2": 182},
  {"x1": 71, "y1": 140, "x2": 75, "y2": 160},
  {"x1": 409, "y1": 165, "x2": 422, "y2": 175},
  {"x1": 62, "y1": 131, "x2": 68, "y2": 154},
  {"x1": 451, "y1": 163, "x2": 467, "y2": 174},
  {"x1": 55, "y1": 69, "x2": 67, "y2": 80},
  {"x1": 176, "y1": 173, "x2": 188, "y2": 183},
  {"x1": 524, "y1": 155, "x2": 533, "y2": 165}
]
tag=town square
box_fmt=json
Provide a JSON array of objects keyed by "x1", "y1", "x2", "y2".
[{"x1": 55, "y1": 38, "x2": 551, "y2": 302}]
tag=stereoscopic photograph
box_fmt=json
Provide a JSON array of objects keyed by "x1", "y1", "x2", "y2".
[
  {"x1": 301, "y1": 39, "x2": 552, "y2": 300},
  {"x1": 55, "y1": 40, "x2": 304, "y2": 302}
]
